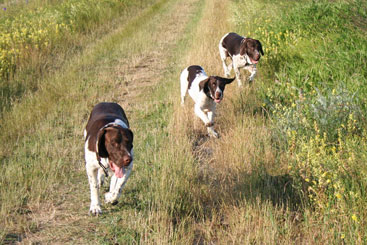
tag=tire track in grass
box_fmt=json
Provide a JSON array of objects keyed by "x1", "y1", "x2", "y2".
[{"x1": 1, "y1": 1, "x2": 175, "y2": 241}]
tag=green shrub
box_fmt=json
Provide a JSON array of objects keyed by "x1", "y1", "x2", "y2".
[{"x1": 271, "y1": 86, "x2": 364, "y2": 144}]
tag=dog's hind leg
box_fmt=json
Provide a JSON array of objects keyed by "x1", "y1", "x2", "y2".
[
  {"x1": 219, "y1": 44, "x2": 231, "y2": 77},
  {"x1": 180, "y1": 68, "x2": 189, "y2": 105}
]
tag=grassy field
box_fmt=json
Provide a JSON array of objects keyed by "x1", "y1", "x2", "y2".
[
  {"x1": 0, "y1": 0, "x2": 157, "y2": 112},
  {"x1": 1, "y1": 0, "x2": 367, "y2": 243}
]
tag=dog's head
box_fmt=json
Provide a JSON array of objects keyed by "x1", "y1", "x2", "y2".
[
  {"x1": 96, "y1": 125, "x2": 133, "y2": 178},
  {"x1": 240, "y1": 38, "x2": 264, "y2": 64},
  {"x1": 199, "y1": 76, "x2": 235, "y2": 103}
]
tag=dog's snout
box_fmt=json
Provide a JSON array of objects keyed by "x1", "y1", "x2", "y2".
[
  {"x1": 255, "y1": 51, "x2": 261, "y2": 60},
  {"x1": 123, "y1": 155, "x2": 132, "y2": 165},
  {"x1": 215, "y1": 91, "x2": 222, "y2": 99}
]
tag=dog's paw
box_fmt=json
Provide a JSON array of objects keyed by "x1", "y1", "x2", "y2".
[
  {"x1": 210, "y1": 132, "x2": 219, "y2": 138},
  {"x1": 105, "y1": 192, "x2": 118, "y2": 204},
  {"x1": 89, "y1": 203, "x2": 102, "y2": 216},
  {"x1": 248, "y1": 74, "x2": 256, "y2": 82},
  {"x1": 207, "y1": 128, "x2": 219, "y2": 138}
]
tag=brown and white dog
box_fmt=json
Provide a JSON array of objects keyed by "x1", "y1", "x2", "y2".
[
  {"x1": 84, "y1": 102, "x2": 134, "y2": 215},
  {"x1": 180, "y1": 65, "x2": 234, "y2": 138},
  {"x1": 219, "y1": 32, "x2": 264, "y2": 86}
]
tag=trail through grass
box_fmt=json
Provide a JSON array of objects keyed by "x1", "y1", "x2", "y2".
[{"x1": 1, "y1": 0, "x2": 203, "y2": 242}]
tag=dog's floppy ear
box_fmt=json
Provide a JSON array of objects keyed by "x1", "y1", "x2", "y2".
[
  {"x1": 127, "y1": 129, "x2": 134, "y2": 143},
  {"x1": 96, "y1": 128, "x2": 108, "y2": 158},
  {"x1": 124, "y1": 128, "x2": 134, "y2": 148},
  {"x1": 257, "y1": 39, "x2": 264, "y2": 55},
  {"x1": 224, "y1": 77, "x2": 235, "y2": 84},
  {"x1": 240, "y1": 38, "x2": 248, "y2": 56},
  {"x1": 199, "y1": 77, "x2": 210, "y2": 92}
]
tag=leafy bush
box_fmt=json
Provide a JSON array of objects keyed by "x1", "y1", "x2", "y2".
[{"x1": 271, "y1": 86, "x2": 363, "y2": 144}]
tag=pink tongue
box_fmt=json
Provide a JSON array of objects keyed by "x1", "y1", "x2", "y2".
[
  {"x1": 215, "y1": 99, "x2": 221, "y2": 103},
  {"x1": 251, "y1": 59, "x2": 258, "y2": 64},
  {"x1": 109, "y1": 161, "x2": 124, "y2": 178}
]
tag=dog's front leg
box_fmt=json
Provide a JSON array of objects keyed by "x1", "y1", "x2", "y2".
[
  {"x1": 206, "y1": 111, "x2": 219, "y2": 138},
  {"x1": 233, "y1": 62, "x2": 243, "y2": 87},
  {"x1": 86, "y1": 165, "x2": 102, "y2": 215},
  {"x1": 97, "y1": 167, "x2": 106, "y2": 189},
  {"x1": 194, "y1": 105, "x2": 210, "y2": 125},
  {"x1": 247, "y1": 64, "x2": 257, "y2": 82},
  {"x1": 195, "y1": 106, "x2": 218, "y2": 138},
  {"x1": 105, "y1": 163, "x2": 133, "y2": 204}
]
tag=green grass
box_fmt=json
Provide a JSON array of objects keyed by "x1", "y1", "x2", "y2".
[
  {"x1": 233, "y1": 0, "x2": 367, "y2": 242},
  {"x1": 0, "y1": 0, "x2": 171, "y2": 240}
]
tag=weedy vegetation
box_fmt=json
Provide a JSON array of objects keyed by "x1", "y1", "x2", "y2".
[
  {"x1": 233, "y1": 0, "x2": 367, "y2": 242},
  {"x1": 0, "y1": 0, "x2": 156, "y2": 112},
  {"x1": 1, "y1": 0, "x2": 367, "y2": 243}
]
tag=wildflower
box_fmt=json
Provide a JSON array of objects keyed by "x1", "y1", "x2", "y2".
[
  {"x1": 341, "y1": 233, "x2": 345, "y2": 239},
  {"x1": 335, "y1": 193, "x2": 342, "y2": 199},
  {"x1": 352, "y1": 214, "x2": 358, "y2": 222},
  {"x1": 3, "y1": 8, "x2": 6, "y2": 11}
]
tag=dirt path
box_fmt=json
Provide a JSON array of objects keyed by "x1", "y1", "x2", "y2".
[{"x1": 19, "y1": 0, "x2": 202, "y2": 243}]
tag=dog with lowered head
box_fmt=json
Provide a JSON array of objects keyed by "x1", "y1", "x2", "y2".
[{"x1": 84, "y1": 102, "x2": 133, "y2": 215}]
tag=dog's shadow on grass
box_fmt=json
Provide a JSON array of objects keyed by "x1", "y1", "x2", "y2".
[
  {"x1": 101, "y1": 185, "x2": 147, "y2": 215},
  {"x1": 189, "y1": 130, "x2": 304, "y2": 213},
  {"x1": 233, "y1": 170, "x2": 303, "y2": 212}
]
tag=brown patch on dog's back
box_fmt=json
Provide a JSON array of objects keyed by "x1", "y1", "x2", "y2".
[
  {"x1": 222, "y1": 32, "x2": 244, "y2": 56},
  {"x1": 85, "y1": 102, "x2": 130, "y2": 155},
  {"x1": 187, "y1": 65, "x2": 205, "y2": 89}
]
